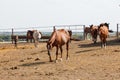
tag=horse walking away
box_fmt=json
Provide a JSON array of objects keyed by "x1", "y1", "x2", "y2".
[
  {"x1": 84, "y1": 27, "x2": 91, "y2": 40},
  {"x1": 90, "y1": 25, "x2": 98, "y2": 44},
  {"x1": 33, "y1": 30, "x2": 42, "y2": 47},
  {"x1": 26, "y1": 30, "x2": 34, "y2": 43},
  {"x1": 46, "y1": 28, "x2": 71, "y2": 62},
  {"x1": 98, "y1": 23, "x2": 109, "y2": 48}
]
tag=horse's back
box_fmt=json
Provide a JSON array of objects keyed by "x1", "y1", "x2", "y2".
[
  {"x1": 56, "y1": 30, "x2": 70, "y2": 44},
  {"x1": 48, "y1": 29, "x2": 70, "y2": 47},
  {"x1": 99, "y1": 26, "x2": 109, "y2": 36},
  {"x1": 33, "y1": 30, "x2": 42, "y2": 39}
]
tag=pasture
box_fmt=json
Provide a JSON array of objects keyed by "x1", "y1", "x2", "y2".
[{"x1": 0, "y1": 37, "x2": 120, "y2": 80}]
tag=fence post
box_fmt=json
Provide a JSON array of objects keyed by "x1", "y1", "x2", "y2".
[
  {"x1": 11, "y1": 28, "x2": 14, "y2": 44},
  {"x1": 53, "y1": 26, "x2": 56, "y2": 31},
  {"x1": 117, "y1": 24, "x2": 119, "y2": 39},
  {"x1": 83, "y1": 25, "x2": 85, "y2": 40}
]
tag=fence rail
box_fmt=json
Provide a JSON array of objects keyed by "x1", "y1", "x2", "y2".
[{"x1": 0, "y1": 24, "x2": 85, "y2": 43}]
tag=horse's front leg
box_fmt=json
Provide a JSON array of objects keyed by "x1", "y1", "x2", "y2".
[
  {"x1": 100, "y1": 37, "x2": 104, "y2": 48},
  {"x1": 103, "y1": 39, "x2": 107, "y2": 48},
  {"x1": 47, "y1": 45, "x2": 52, "y2": 62},
  {"x1": 55, "y1": 46, "x2": 59, "y2": 63}
]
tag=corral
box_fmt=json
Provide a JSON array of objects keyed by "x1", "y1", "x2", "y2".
[
  {"x1": 0, "y1": 37, "x2": 120, "y2": 80},
  {"x1": 0, "y1": 25, "x2": 120, "y2": 80}
]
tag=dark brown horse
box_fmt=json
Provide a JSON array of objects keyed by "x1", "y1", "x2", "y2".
[
  {"x1": 90, "y1": 25, "x2": 98, "y2": 44},
  {"x1": 46, "y1": 29, "x2": 70, "y2": 62},
  {"x1": 84, "y1": 27, "x2": 91, "y2": 40},
  {"x1": 98, "y1": 23, "x2": 109, "y2": 48},
  {"x1": 26, "y1": 30, "x2": 34, "y2": 43}
]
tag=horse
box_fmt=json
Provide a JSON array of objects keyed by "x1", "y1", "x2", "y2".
[
  {"x1": 98, "y1": 23, "x2": 109, "y2": 48},
  {"x1": 13, "y1": 35, "x2": 18, "y2": 48},
  {"x1": 46, "y1": 28, "x2": 71, "y2": 62},
  {"x1": 90, "y1": 25, "x2": 98, "y2": 44},
  {"x1": 26, "y1": 30, "x2": 34, "y2": 43},
  {"x1": 84, "y1": 27, "x2": 91, "y2": 40},
  {"x1": 33, "y1": 30, "x2": 42, "y2": 47}
]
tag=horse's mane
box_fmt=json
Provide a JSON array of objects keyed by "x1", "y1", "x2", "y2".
[{"x1": 48, "y1": 31, "x2": 57, "y2": 45}]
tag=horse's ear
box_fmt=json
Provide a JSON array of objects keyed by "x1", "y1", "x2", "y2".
[
  {"x1": 90, "y1": 24, "x2": 93, "y2": 28},
  {"x1": 53, "y1": 26, "x2": 56, "y2": 32}
]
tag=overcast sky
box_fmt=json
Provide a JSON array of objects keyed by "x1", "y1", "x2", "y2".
[{"x1": 0, "y1": 0, "x2": 120, "y2": 31}]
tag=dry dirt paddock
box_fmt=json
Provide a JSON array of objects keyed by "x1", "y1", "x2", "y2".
[{"x1": 0, "y1": 38, "x2": 120, "y2": 80}]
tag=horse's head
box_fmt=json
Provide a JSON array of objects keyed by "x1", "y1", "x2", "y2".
[
  {"x1": 67, "y1": 30, "x2": 72, "y2": 42},
  {"x1": 99, "y1": 23, "x2": 109, "y2": 30},
  {"x1": 90, "y1": 25, "x2": 98, "y2": 44}
]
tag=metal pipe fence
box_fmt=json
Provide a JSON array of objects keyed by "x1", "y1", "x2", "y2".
[{"x1": 0, "y1": 24, "x2": 85, "y2": 42}]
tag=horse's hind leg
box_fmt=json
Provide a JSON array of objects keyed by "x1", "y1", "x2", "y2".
[
  {"x1": 60, "y1": 46, "x2": 63, "y2": 61},
  {"x1": 66, "y1": 43, "x2": 69, "y2": 60}
]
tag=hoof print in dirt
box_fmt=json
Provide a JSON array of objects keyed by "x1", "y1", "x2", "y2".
[
  {"x1": 20, "y1": 60, "x2": 24, "y2": 62},
  {"x1": 114, "y1": 50, "x2": 120, "y2": 52},
  {"x1": 27, "y1": 57, "x2": 32, "y2": 60},
  {"x1": 10, "y1": 66, "x2": 18, "y2": 70},
  {"x1": 45, "y1": 72, "x2": 54, "y2": 76},
  {"x1": 35, "y1": 58, "x2": 40, "y2": 61}
]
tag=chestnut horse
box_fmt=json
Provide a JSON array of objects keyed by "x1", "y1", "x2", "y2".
[
  {"x1": 46, "y1": 29, "x2": 70, "y2": 62},
  {"x1": 98, "y1": 23, "x2": 109, "y2": 48},
  {"x1": 84, "y1": 27, "x2": 91, "y2": 40},
  {"x1": 90, "y1": 25, "x2": 98, "y2": 44}
]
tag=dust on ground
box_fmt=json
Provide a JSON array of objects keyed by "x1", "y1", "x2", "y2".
[{"x1": 0, "y1": 38, "x2": 120, "y2": 80}]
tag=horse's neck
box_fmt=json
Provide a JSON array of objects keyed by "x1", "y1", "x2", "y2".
[{"x1": 49, "y1": 31, "x2": 57, "y2": 44}]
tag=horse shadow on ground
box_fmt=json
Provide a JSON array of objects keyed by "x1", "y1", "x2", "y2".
[
  {"x1": 78, "y1": 42, "x2": 100, "y2": 48},
  {"x1": 76, "y1": 38, "x2": 120, "y2": 54},
  {"x1": 18, "y1": 61, "x2": 54, "y2": 67},
  {"x1": 76, "y1": 48, "x2": 100, "y2": 54},
  {"x1": 78, "y1": 38, "x2": 120, "y2": 48}
]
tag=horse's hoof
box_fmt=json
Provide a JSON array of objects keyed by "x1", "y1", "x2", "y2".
[
  {"x1": 55, "y1": 60, "x2": 58, "y2": 63},
  {"x1": 59, "y1": 58, "x2": 63, "y2": 62},
  {"x1": 49, "y1": 60, "x2": 53, "y2": 62},
  {"x1": 66, "y1": 57, "x2": 69, "y2": 60}
]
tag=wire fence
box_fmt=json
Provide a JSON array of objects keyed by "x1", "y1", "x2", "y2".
[{"x1": 0, "y1": 25, "x2": 85, "y2": 42}]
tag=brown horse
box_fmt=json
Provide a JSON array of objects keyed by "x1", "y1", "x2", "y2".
[
  {"x1": 84, "y1": 27, "x2": 91, "y2": 40},
  {"x1": 90, "y1": 25, "x2": 98, "y2": 44},
  {"x1": 26, "y1": 30, "x2": 34, "y2": 43},
  {"x1": 46, "y1": 29, "x2": 70, "y2": 62},
  {"x1": 98, "y1": 23, "x2": 109, "y2": 48}
]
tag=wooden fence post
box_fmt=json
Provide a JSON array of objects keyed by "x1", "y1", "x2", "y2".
[
  {"x1": 83, "y1": 25, "x2": 85, "y2": 40},
  {"x1": 53, "y1": 26, "x2": 56, "y2": 31},
  {"x1": 11, "y1": 28, "x2": 14, "y2": 44},
  {"x1": 117, "y1": 24, "x2": 119, "y2": 39}
]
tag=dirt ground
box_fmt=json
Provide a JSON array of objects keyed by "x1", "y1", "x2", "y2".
[{"x1": 0, "y1": 38, "x2": 120, "y2": 80}]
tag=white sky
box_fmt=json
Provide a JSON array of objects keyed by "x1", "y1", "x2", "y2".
[{"x1": 0, "y1": 0, "x2": 120, "y2": 31}]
